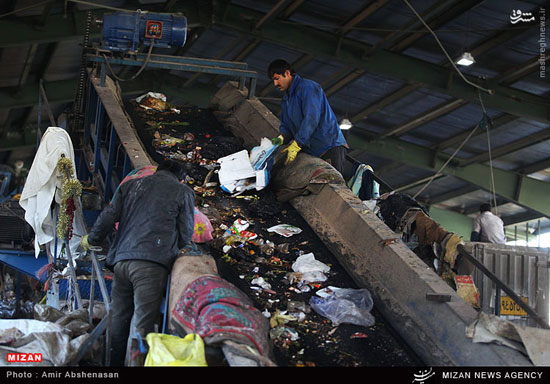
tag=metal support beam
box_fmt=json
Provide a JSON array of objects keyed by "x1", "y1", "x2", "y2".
[
  {"x1": 433, "y1": 114, "x2": 516, "y2": 151},
  {"x1": 461, "y1": 126, "x2": 550, "y2": 167},
  {"x1": 212, "y1": 4, "x2": 548, "y2": 124},
  {"x1": 337, "y1": 0, "x2": 389, "y2": 36},
  {"x1": 383, "y1": 99, "x2": 467, "y2": 138},
  {"x1": 428, "y1": 183, "x2": 479, "y2": 205}
]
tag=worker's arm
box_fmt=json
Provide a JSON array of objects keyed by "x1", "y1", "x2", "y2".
[
  {"x1": 177, "y1": 185, "x2": 195, "y2": 249},
  {"x1": 278, "y1": 110, "x2": 293, "y2": 145},
  {"x1": 293, "y1": 83, "x2": 323, "y2": 149},
  {"x1": 470, "y1": 215, "x2": 481, "y2": 242},
  {"x1": 87, "y1": 188, "x2": 123, "y2": 246}
]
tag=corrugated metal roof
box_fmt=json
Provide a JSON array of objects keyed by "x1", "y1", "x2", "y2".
[{"x1": 0, "y1": 0, "x2": 548, "y2": 236}]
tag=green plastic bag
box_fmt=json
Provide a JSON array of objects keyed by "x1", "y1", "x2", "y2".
[{"x1": 144, "y1": 333, "x2": 207, "y2": 366}]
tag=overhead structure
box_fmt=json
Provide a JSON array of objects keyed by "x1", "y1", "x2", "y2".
[{"x1": 0, "y1": 0, "x2": 548, "y2": 236}]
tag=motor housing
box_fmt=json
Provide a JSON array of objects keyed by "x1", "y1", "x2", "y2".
[{"x1": 101, "y1": 11, "x2": 187, "y2": 52}]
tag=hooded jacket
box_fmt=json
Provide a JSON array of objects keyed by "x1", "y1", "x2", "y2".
[{"x1": 88, "y1": 170, "x2": 195, "y2": 269}]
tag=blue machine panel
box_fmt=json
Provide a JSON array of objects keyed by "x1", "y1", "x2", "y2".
[{"x1": 102, "y1": 11, "x2": 187, "y2": 52}]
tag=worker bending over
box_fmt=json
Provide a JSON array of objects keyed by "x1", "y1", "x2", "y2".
[
  {"x1": 81, "y1": 159, "x2": 195, "y2": 366},
  {"x1": 470, "y1": 203, "x2": 506, "y2": 244},
  {"x1": 268, "y1": 59, "x2": 349, "y2": 175}
]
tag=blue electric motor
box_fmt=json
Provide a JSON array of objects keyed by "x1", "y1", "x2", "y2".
[{"x1": 101, "y1": 11, "x2": 187, "y2": 52}]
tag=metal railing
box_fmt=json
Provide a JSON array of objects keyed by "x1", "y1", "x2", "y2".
[{"x1": 457, "y1": 244, "x2": 550, "y2": 329}]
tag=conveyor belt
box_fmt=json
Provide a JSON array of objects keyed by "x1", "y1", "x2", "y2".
[{"x1": 123, "y1": 93, "x2": 423, "y2": 367}]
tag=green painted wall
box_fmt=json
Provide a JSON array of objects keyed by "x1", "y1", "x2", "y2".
[{"x1": 428, "y1": 206, "x2": 473, "y2": 240}]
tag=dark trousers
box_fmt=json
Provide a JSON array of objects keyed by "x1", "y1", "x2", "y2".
[
  {"x1": 110, "y1": 260, "x2": 168, "y2": 366},
  {"x1": 320, "y1": 145, "x2": 347, "y2": 176}
]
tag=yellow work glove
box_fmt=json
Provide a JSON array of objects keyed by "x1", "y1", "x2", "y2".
[
  {"x1": 282, "y1": 140, "x2": 301, "y2": 165},
  {"x1": 80, "y1": 235, "x2": 102, "y2": 252},
  {"x1": 80, "y1": 235, "x2": 91, "y2": 251},
  {"x1": 271, "y1": 135, "x2": 284, "y2": 146}
]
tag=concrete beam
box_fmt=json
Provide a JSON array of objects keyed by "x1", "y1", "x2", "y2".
[{"x1": 209, "y1": 81, "x2": 532, "y2": 366}]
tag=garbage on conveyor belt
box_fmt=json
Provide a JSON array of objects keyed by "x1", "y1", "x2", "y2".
[
  {"x1": 127, "y1": 102, "x2": 423, "y2": 367},
  {"x1": 217, "y1": 138, "x2": 278, "y2": 194},
  {"x1": 267, "y1": 224, "x2": 303, "y2": 237},
  {"x1": 135, "y1": 92, "x2": 167, "y2": 112},
  {"x1": 309, "y1": 288, "x2": 376, "y2": 327},
  {"x1": 291, "y1": 253, "x2": 330, "y2": 284}
]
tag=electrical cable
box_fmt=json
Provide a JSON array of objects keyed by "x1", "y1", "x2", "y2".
[
  {"x1": 412, "y1": 121, "x2": 479, "y2": 199},
  {"x1": 478, "y1": 90, "x2": 499, "y2": 215},
  {"x1": 403, "y1": 0, "x2": 494, "y2": 96},
  {"x1": 101, "y1": 39, "x2": 155, "y2": 82}
]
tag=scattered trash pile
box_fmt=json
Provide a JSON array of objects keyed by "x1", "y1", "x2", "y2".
[
  {"x1": 127, "y1": 94, "x2": 422, "y2": 367},
  {"x1": 0, "y1": 264, "x2": 109, "y2": 366},
  {"x1": 0, "y1": 303, "x2": 106, "y2": 366}
]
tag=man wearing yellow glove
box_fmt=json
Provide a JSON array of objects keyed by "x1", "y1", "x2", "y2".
[{"x1": 268, "y1": 59, "x2": 348, "y2": 174}]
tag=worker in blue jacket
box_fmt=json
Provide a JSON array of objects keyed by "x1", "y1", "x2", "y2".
[{"x1": 268, "y1": 59, "x2": 349, "y2": 175}]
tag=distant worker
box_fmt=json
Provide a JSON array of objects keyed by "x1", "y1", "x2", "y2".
[
  {"x1": 80, "y1": 160, "x2": 195, "y2": 366},
  {"x1": 268, "y1": 59, "x2": 349, "y2": 175},
  {"x1": 470, "y1": 203, "x2": 506, "y2": 244}
]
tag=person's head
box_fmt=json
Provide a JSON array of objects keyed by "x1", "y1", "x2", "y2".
[
  {"x1": 157, "y1": 159, "x2": 187, "y2": 181},
  {"x1": 480, "y1": 203, "x2": 492, "y2": 213},
  {"x1": 268, "y1": 59, "x2": 294, "y2": 92}
]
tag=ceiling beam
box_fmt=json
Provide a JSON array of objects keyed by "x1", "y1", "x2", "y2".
[
  {"x1": 382, "y1": 99, "x2": 467, "y2": 138},
  {"x1": 460, "y1": 126, "x2": 550, "y2": 167},
  {"x1": 350, "y1": 83, "x2": 422, "y2": 124},
  {"x1": 387, "y1": 0, "x2": 483, "y2": 52},
  {"x1": 254, "y1": 0, "x2": 295, "y2": 30},
  {"x1": 517, "y1": 157, "x2": 550, "y2": 176},
  {"x1": 427, "y1": 184, "x2": 479, "y2": 204},
  {"x1": 212, "y1": 4, "x2": 547, "y2": 125},
  {"x1": 5, "y1": 2, "x2": 548, "y2": 124},
  {"x1": 336, "y1": 0, "x2": 389, "y2": 36},
  {"x1": 347, "y1": 130, "x2": 550, "y2": 217},
  {"x1": 317, "y1": 10, "x2": 546, "y2": 131},
  {"x1": 370, "y1": 0, "x2": 477, "y2": 54},
  {"x1": 433, "y1": 114, "x2": 516, "y2": 151},
  {"x1": 325, "y1": 69, "x2": 365, "y2": 97}
]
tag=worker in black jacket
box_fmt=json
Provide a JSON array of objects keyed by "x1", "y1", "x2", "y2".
[{"x1": 81, "y1": 159, "x2": 195, "y2": 366}]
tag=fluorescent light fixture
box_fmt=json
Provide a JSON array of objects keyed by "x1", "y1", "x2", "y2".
[
  {"x1": 456, "y1": 52, "x2": 475, "y2": 66},
  {"x1": 340, "y1": 118, "x2": 352, "y2": 130}
]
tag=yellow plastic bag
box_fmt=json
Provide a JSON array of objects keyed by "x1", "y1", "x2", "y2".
[{"x1": 144, "y1": 333, "x2": 207, "y2": 366}]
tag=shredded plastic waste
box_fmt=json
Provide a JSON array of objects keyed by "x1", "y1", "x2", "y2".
[
  {"x1": 267, "y1": 224, "x2": 303, "y2": 238},
  {"x1": 309, "y1": 288, "x2": 375, "y2": 327}
]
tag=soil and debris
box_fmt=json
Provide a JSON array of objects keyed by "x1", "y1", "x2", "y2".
[{"x1": 125, "y1": 97, "x2": 423, "y2": 367}]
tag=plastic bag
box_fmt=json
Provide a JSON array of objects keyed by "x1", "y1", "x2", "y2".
[
  {"x1": 309, "y1": 288, "x2": 375, "y2": 327},
  {"x1": 267, "y1": 224, "x2": 303, "y2": 237},
  {"x1": 144, "y1": 333, "x2": 207, "y2": 366},
  {"x1": 193, "y1": 207, "x2": 214, "y2": 243},
  {"x1": 292, "y1": 253, "x2": 330, "y2": 283}
]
